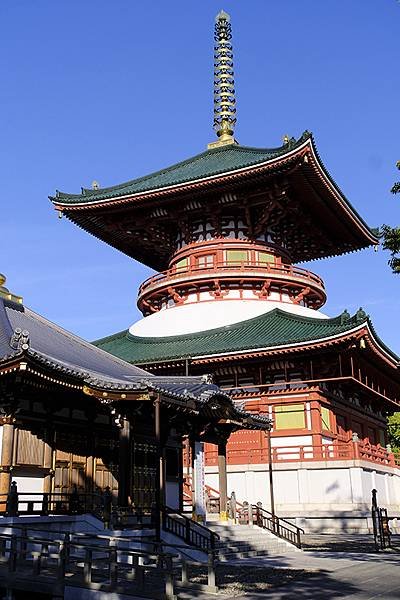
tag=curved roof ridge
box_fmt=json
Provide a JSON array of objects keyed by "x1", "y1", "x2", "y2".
[
  {"x1": 307, "y1": 135, "x2": 377, "y2": 239},
  {"x1": 51, "y1": 134, "x2": 308, "y2": 203},
  {"x1": 122, "y1": 307, "x2": 353, "y2": 344},
  {"x1": 5, "y1": 302, "x2": 149, "y2": 377}
]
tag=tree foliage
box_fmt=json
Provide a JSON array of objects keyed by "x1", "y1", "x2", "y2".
[
  {"x1": 381, "y1": 161, "x2": 400, "y2": 273},
  {"x1": 387, "y1": 412, "x2": 400, "y2": 454}
]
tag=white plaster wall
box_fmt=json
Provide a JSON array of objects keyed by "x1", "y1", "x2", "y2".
[
  {"x1": 360, "y1": 469, "x2": 399, "y2": 507},
  {"x1": 130, "y1": 299, "x2": 328, "y2": 337},
  {"x1": 392, "y1": 472, "x2": 400, "y2": 504},
  {"x1": 307, "y1": 469, "x2": 353, "y2": 504},
  {"x1": 271, "y1": 436, "x2": 312, "y2": 447},
  {"x1": 205, "y1": 464, "x2": 400, "y2": 513},
  {"x1": 13, "y1": 475, "x2": 45, "y2": 512},
  {"x1": 273, "y1": 470, "x2": 300, "y2": 505},
  {"x1": 271, "y1": 436, "x2": 313, "y2": 460}
]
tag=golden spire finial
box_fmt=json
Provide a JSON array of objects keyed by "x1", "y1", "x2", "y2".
[
  {"x1": 208, "y1": 10, "x2": 237, "y2": 149},
  {"x1": 0, "y1": 273, "x2": 23, "y2": 304}
]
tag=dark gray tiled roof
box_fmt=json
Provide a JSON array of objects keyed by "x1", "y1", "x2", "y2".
[{"x1": 0, "y1": 298, "x2": 270, "y2": 427}]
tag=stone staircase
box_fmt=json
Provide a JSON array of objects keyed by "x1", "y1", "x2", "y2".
[{"x1": 207, "y1": 522, "x2": 300, "y2": 560}]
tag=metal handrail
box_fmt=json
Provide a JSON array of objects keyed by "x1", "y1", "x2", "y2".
[
  {"x1": 251, "y1": 504, "x2": 304, "y2": 548},
  {"x1": 162, "y1": 506, "x2": 219, "y2": 552}
]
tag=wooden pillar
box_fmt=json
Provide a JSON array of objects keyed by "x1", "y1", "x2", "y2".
[
  {"x1": 43, "y1": 427, "x2": 54, "y2": 495},
  {"x1": 190, "y1": 436, "x2": 196, "y2": 515},
  {"x1": 154, "y1": 394, "x2": 162, "y2": 541},
  {"x1": 178, "y1": 441, "x2": 184, "y2": 513},
  {"x1": 266, "y1": 428, "x2": 275, "y2": 518},
  {"x1": 118, "y1": 417, "x2": 131, "y2": 506},
  {"x1": 0, "y1": 419, "x2": 15, "y2": 510},
  {"x1": 310, "y1": 399, "x2": 323, "y2": 458},
  {"x1": 218, "y1": 441, "x2": 228, "y2": 521},
  {"x1": 86, "y1": 454, "x2": 95, "y2": 494}
]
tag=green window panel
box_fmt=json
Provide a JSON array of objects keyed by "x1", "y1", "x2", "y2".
[
  {"x1": 275, "y1": 404, "x2": 305, "y2": 430},
  {"x1": 226, "y1": 250, "x2": 248, "y2": 264},
  {"x1": 175, "y1": 258, "x2": 188, "y2": 271},
  {"x1": 258, "y1": 252, "x2": 275, "y2": 264},
  {"x1": 321, "y1": 407, "x2": 331, "y2": 430}
]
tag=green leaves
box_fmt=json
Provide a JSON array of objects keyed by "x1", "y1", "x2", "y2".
[
  {"x1": 381, "y1": 161, "x2": 400, "y2": 273},
  {"x1": 388, "y1": 412, "x2": 400, "y2": 453}
]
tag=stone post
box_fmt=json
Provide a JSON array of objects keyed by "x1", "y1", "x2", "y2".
[
  {"x1": 118, "y1": 416, "x2": 131, "y2": 507},
  {"x1": 218, "y1": 440, "x2": 228, "y2": 521}
]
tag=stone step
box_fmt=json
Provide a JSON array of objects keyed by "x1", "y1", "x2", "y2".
[
  {"x1": 217, "y1": 545, "x2": 289, "y2": 556},
  {"x1": 214, "y1": 533, "x2": 280, "y2": 542},
  {"x1": 206, "y1": 521, "x2": 299, "y2": 560},
  {"x1": 218, "y1": 548, "x2": 288, "y2": 561},
  {"x1": 217, "y1": 540, "x2": 286, "y2": 549}
]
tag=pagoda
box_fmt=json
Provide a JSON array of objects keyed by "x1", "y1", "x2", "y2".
[{"x1": 51, "y1": 11, "x2": 400, "y2": 530}]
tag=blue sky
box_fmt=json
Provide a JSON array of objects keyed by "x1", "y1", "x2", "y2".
[{"x1": 1, "y1": 0, "x2": 399, "y2": 353}]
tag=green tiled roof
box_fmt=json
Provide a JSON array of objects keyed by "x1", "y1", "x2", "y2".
[
  {"x1": 94, "y1": 308, "x2": 397, "y2": 365},
  {"x1": 53, "y1": 135, "x2": 309, "y2": 205}
]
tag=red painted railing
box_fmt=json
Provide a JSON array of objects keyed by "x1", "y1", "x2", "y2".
[
  {"x1": 204, "y1": 440, "x2": 397, "y2": 468},
  {"x1": 138, "y1": 260, "x2": 325, "y2": 297}
]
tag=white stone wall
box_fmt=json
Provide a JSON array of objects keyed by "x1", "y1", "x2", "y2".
[
  {"x1": 13, "y1": 475, "x2": 45, "y2": 512},
  {"x1": 205, "y1": 461, "x2": 400, "y2": 531}
]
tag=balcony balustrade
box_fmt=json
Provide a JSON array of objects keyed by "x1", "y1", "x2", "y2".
[
  {"x1": 138, "y1": 259, "x2": 326, "y2": 299},
  {"x1": 204, "y1": 440, "x2": 397, "y2": 468}
]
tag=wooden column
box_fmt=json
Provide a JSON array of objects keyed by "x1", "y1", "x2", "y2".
[
  {"x1": 266, "y1": 428, "x2": 275, "y2": 518},
  {"x1": 190, "y1": 436, "x2": 196, "y2": 517},
  {"x1": 86, "y1": 434, "x2": 95, "y2": 496},
  {"x1": 0, "y1": 419, "x2": 15, "y2": 509},
  {"x1": 154, "y1": 394, "x2": 163, "y2": 541},
  {"x1": 118, "y1": 417, "x2": 131, "y2": 506},
  {"x1": 43, "y1": 427, "x2": 54, "y2": 495},
  {"x1": 310, "y1": 399, "x2": 323, "y2": 458},
  {"x1": 218, "y1": 441, "x2": 228, "y2": 521},
  {"x1": 178, "y1": 441, "x2": 184, "y2": 513}
]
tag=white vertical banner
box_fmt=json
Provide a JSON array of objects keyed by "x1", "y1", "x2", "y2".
[{"x1": 193, "y1": 441, "x2": 206, "y2": 522}]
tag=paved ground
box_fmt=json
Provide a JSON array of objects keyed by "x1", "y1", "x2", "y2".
[
  {"x1": 176, "y1": 551, "x2": 400, "y2": 600},
  {"x1": 302, "y1": 533, "x2": 400, "y2": 554}
]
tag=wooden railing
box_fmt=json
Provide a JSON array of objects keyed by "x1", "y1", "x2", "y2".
[
  {"x1": 162, "y1": 506, "x2": 219, "y2": 552},
  {"x1": 0, "y1": 491, "x2": 103, "y2": 516},
  {"x1": 183, "y1": 475, "x2": 222, "y2": 513},
  {"x1": 205, "y1": 440, "x2": 397, "y2": 468},
  {"x1": 0, "y1": 525, "x2": 221, "y2": 598},
  {"x1": 138, "y1": 259, "x2": 325, "y2": 297},
  {"x1": 0, "y1": 529, "x2": 179, "y2": 599},
  {"x1": 0, "y1": 491, "x2": 154, "y2": 528}
]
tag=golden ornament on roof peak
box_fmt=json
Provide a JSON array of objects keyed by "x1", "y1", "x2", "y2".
[
  {"x1": 0, "y1": 273, "x2": 23, "y2": 304},
  {"x1": 208, "y1": 10, "x2": 238, "y2": 149}
]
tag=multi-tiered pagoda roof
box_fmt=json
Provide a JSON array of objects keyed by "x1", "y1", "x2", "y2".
[{"x1": 51, "y1": 132, "x2": 378, "y2": 270}]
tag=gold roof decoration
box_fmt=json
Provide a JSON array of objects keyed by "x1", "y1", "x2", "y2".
[
  {"x1": 208, "y1": 10, "x2": 238, "y2": 149},
  {"x1": 0, "y1": 273, "x2": 23, "y2": 304}
]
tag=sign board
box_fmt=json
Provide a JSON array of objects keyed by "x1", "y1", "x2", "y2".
[{"x1": 193, "y1": 441, "x2": 206, "y2": 521}]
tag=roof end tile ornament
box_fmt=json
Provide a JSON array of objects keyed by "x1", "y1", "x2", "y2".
[
  {"x1": 10, "y1": 328, "x2": 30, "y2": 351},
  {"x1": 355, "y1": 307, "x2": 368, "y2": 323}
]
